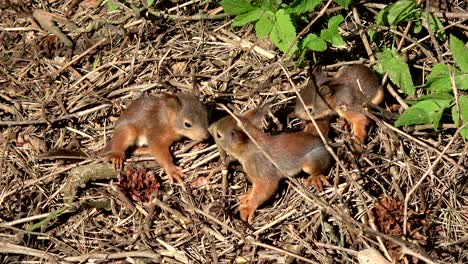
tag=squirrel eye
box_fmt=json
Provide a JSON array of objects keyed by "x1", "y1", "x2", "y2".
[
  {"x1": 184, "y1": 121, "x2": 192, "y2": 128},
  {"x1": 216, "y1": 131, "x2": 222, "y2": 139}
]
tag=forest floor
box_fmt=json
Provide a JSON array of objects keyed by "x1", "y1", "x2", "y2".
[{"x1": 0, "y1": 0, "x2": 467, "y2": 263}]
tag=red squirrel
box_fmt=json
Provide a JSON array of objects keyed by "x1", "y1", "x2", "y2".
[
  {"x1": 107, "y1": 93, "x2": 209, "y2": 185},
  {"x1": 294, "y1": 64, "x2": 384, "y2": 144},
  {"x1": 210, "y1": 107, "x2": 331, "y2": 223}
]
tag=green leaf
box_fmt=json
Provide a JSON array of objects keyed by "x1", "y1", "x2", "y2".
[
  {"x1": 375, "y1": 48, "x2": 415, "y2": 96},
  {"x1": 269, "y1": 9, "x2": 297, "y2": 56},
  {"x1": 334, "y1": 0, "x2": 351, "y2": 9},
  {"x1": 221, "y1": 0, "x2": 254, "y2": 15},
  {"x1": 413, "y1": 20, "x2": 422, "y2": 33},
  {"x1": 395, "y1": 99, "x2": 448, "y2": 128},
  {"x1": 451, "y1": 96, "x2": 468, "y2": 139},
  {"x1": 261, "y1": 0, "x2": 281, "y2": 12},
  {"x1": 147, "y1": 0, "x2": 154, "y2": 7},
  {"x1": 416, "y1": 93, "x2": 453, "y2": 104},
  {"x1": 106, "y1": 0, "x2": 118, "y2": 11},
  {"x1": 376, "y1": 0, "x2": 420, "y2": 26},
  {"x1": 255, "y1": 11, "x2": 275, "y2": 39},
  {"x1": 320, "y1": 15, "x2": 345, "y2": 47},
  {"x1": 368, "y1": 27, "x2": 376, "y2": 42},
  {"x1": 286, "y1": 0, "x2": 321, "y2": 14},
  {"x1": 233, "y1": 8, "x2": 263, "y2": 26},
  {"x1": 425, "y1": 64, "x2": 468, "y2": 93},
  {"x1": 427, "y1": 13, "x2": 445, "y2": 41},
  {"x1": 450, "y1": 34, "x2": 468, "y2": 73},
  {"x1": 301, "y1": 33, "x2": 327, "y2": 52}
]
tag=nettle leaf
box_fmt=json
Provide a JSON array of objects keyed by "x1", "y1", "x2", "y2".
[
  {"x1": 334, "y1": 0, "x2": 351, "y2": 9},
  {"x1": 221, "y1": 0, "x2": 254, "y2": 15},
  {"x1": 395, "y1": 99, "x2": 449, "y2": 128},
  {"x1": 320, "y1": 15, "x2": 345, "y2": 47},
  {"x1": 286, "y1": 0, "x2": 321, "y2": 14},
  {"x1": 375, "y1": 48, "x2": 415, "y2": 96},
  {"x1": 255, "y1": 11, "x2": 275, "y2": 39},
  {"x1": 376, "y1": 0, "x2": 420, "y2": 26},
  {"x1": 425, "y1": 64, "x2": 468, "y2": 92},
  {"x1": 451, "y1": 95, "x2": 468, "y2": 139},
  {"x1": 427, "y1": 13, "x2": 446, "y2": 41},
  {"x1": 301, "y1": 33, "x2": 327, "y2": 52},
  {"x1": 270, "y1": 9, "x2": 297, "y2": 56},
  {"x1": 450, "y1": 34, "x2": 468, "y2": 73},
  {"x1": 233, "y1": 8, "x2": 263, "y2": 27}
]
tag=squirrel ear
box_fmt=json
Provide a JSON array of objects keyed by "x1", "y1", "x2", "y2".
[
  {"x1": 242, "y1": 107, "x2": 267, "y2": 128},
  {"x1": 231, "y1": 129, "x2": 249, "y2": 145},
  {"x1": 165, "y1": 94, "x2": 182, "y2": 109},
  {"x1": 318, "y1": 84, "x2": 332, "y2": 95}
]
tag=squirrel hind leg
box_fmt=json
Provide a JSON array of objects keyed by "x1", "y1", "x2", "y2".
[
  {"x1": 303, "y1": 163, "x2": 329, "y2": 190},
  {"x1": 239, "y1": 178, "x2": 279, "y2": 223},
  {"x1": 302, "y1": 147, "x2": 331, "y2": 190}
]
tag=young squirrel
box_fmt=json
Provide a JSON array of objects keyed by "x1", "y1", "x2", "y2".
[
  {"x1": 108, "y1": 93, "x2": 209, "y2": 185},
  {"x1": 210, "y1": 108, "x2": 331, "y2": 223},
  {"x1": 294, "y1": 64, "x2": 384, "y2": 144}
]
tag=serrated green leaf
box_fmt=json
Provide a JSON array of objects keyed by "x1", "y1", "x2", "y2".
[
  {"x1": 417, "y1": 93, "x2": 453, "y2": 104},
  {"x1": 233, "y1": 8, "x2": 263, "y2": 27},
  {"x1": 255, "y1": 11, "x2": 275, "y2": 39},
  {"x1": 286, "y1": 0, "x2": 321, "y2": 14},
  {"x1": 320, "y1": 15, "x2": 345, "y2": 47},
  {"x1": 451, "y1": 96, "x2": 468, "y2": 139},
  {"x1": 452, "y1": 95, "x2": 468, "y2": 126},
  {"x1": 147, "y1": 0, "x2": 154, "y2": 7},
  {"x1": 425, "y1": 64, "x2": 468, "y2": 92},
  {"x1": 301, "y1": 33, "x2": 327, "y2": 52},
  {"x1": 269, "y1": 9, "x2": 297, "y2": 56},
  {"x1": 427, "y1": 13, "x2": 445, "y2": 41},
  {"x1": 376, "y1": 0, "x2": 420, "y2": 26},
  {"x1": 450, "y1": 34, "x2": 468, "y2": 73},
  {"x1": 221, "y1": 0, "x2": 254, "y2": 15},
  {"x1": 375, "y1": 48, "x2": 415, "y2": 95},
  {"x1": 334, "y1": 0, "x2": 351, "y2": 9},
  {"x1": 459, "y1": 127, "x2": 468, "y2": 139},
  {"x1": 427, "y1": 64, "x2": 450, "y2": 82},
  {"x1": 459, "y1": 73, "x2": 468, "y2": 90},
  {"x1": 261, "y1": 0, "x2": 281, "y2": 12},
  {"x1": 106, "y1": 0, "x2": 118, "y2": 11},
  {"x1": 395, "y1": 99, "x2": 448, "y2": 128}
]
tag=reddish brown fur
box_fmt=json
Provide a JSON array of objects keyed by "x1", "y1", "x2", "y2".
[
  {"x1": 295, "y1": 64, "x2": 383, "y2": 144},
  {"x1": 210, "y1": 108, "x2": 331, "y2": 223},
  {"x1": 108, "y1": 93, "x2": 209, "y2": 185}
]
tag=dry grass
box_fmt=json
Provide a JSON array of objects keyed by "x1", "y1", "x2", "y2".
[{"x1": 1, "y1": 0, "x2": 467, "y2": 263}]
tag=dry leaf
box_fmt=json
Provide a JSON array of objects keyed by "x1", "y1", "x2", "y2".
[
  {"x1": 190, "y1": 176, "x2": 208, "y2": 188},
  {"x1": 80, "y1": 0, "x2": 104, "y2": 9},
  {"x1": 171, "y1": 62, "x2": 186, "y2": 75},
  {"x1": 17, "y1": 134, "x2": 47, "y2": 154},
  {"x1": 357, "y1": 248, "x2": 391, "y2": 264}
]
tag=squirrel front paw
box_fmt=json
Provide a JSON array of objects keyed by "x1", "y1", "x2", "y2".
[{"x1": 108, "y1": 152, "x2": 125, "y2": 170}]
